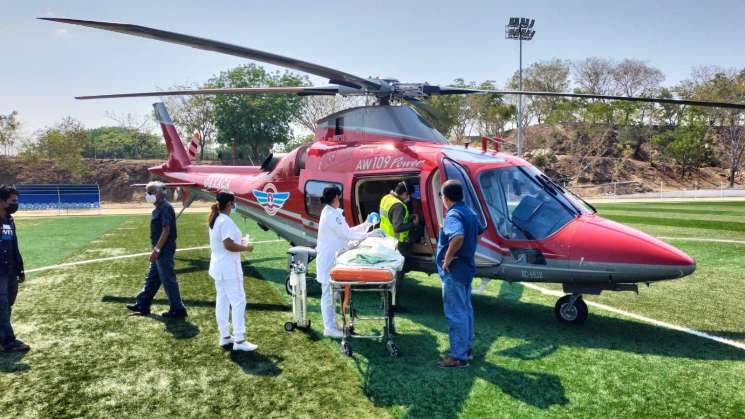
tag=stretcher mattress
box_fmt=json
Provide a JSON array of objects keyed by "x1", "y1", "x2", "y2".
[
  {"x1": 330, "y1": 266, "x2": 395, "y2": 282},
  {"x1": 330, "y1": 236, "x2": 403, "y2": 283}
]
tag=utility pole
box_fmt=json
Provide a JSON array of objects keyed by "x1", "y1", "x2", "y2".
[{"x1": 506, "y1": 17, "x2": 536, "y2": 158}]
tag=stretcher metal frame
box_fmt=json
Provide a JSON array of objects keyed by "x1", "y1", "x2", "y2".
[{"x1": 329, "y1": 274, "x2": 400, "y2": 358}]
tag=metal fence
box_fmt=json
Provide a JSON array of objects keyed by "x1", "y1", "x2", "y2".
[
  {"x1": 17, "y1": 184, "x2": 101, "y2": 210},
  {"x1": 568, "y1": 181, "x2": 745, "y2": 200}
]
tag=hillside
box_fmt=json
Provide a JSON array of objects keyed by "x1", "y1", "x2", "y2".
[{"x1": 0, "y1": 158, "x2": 161, "y2": 202}]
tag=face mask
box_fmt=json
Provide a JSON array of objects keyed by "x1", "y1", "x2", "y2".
[
  {"x1": 231, "y1": 204, "x2": 237, "y2": 214},
  {"x1": 145, "y1": 193, "x2": 157, "y2": 204},
  {"x1": 6, "y1": 203, "x2": 18, "y2": 215}
]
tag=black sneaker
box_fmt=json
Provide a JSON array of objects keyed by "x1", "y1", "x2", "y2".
[
  {"x1": 161, "y1": 310, "x2": 187, "y2": 319},
  {"x1": 2, "y1": 340, "x2": 30, "y2": 353},
  {"x1": 126, "y1": 303, "x2": 150, "y2": 315}
]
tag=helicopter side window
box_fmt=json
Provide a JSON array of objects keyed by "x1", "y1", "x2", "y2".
[
  {"x1": 442, "y1": 159, "x2": 487, "y2": 231},
  {"x1": 305, "y1": 180, "x2": 343, "y2": 218},
  {"x1": 479, "y1": 167, "x2": 574, "y2": 240}
]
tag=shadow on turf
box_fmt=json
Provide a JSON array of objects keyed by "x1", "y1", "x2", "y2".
[
  {"x1": 354, "y1": 332, "x2": 568, "y2": 416},
  {"x1": 101, "y1": 295, "x2": 289, "y2": 312},
  {"x1": 228, "y1": 350, "x2": 283, "y2": 377},
  {"x1": 0, "y1": 351, "x2": 30, "y2": 373},
  {"x1": 336, "y1": 276, "x2": 744, "y2": 416}
]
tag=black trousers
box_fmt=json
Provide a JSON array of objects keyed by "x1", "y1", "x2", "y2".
[{"x1": 0, "y1": 274, "x2": 19, "y2": 345}]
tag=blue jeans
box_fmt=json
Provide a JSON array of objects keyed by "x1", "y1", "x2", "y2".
[
  {"x1": 440, "y1": 270, "x2": 474, "y2": 361},
  {"x1": 135, "y1": 251, "x2": 186, "y2": 313},
  {"x1": 0, "y1": 274, "x2": 18, "y2": 345}
]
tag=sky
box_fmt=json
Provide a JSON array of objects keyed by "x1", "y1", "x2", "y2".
[{"x1": 2, "y1": 0, "x2": 745, "y2": 138}]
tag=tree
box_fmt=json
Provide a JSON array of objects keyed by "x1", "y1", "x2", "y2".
[
  {"x1": 612, "y1": 59, "x2": 664, "y2": 124},
  {"x1": 85, "y1": 127, "x2": 164, "y2": 159},
  {"x1": 612, "y1": 59, "x2": 664, "y2": 97},
  {"x1": 473, "y1": 81, "x2": 516, "y2": 136},
  {"x1": 508, "y1": 59, "x2": 570, "y2": 125},
  {"x1": 0, "y1": 111, "x2": 20, "y2": 156},
  {"x1": 572, "y1": 57, "x2": 615, "y2": 95},
  {"x1": 691, "y1": 69, "x2": 745, "y2": 186},
  {"x1": 21, "y1": 117, "x2": 90, "y2": 181},
  {"x1": 652, "y1": 121, "x2": 711, "y2": 177},
  {"x1": 162, "y1": 84, "x2": 216, "y2": 161},
  {"x1": 294, "y1": 95, "x2": 364, "y2": 133},
  {"x1": 207, "y1": 64, "x2": 308, "y2": 163}
]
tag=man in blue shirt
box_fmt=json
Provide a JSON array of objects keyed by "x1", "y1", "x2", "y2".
[
  {"x1": 0, "y1": 184, "x2": 29, "y2": 352},
  {"x1": 437, "y1": 180, "x2": 483, "y2": 368},
  {"x1": 127, "y1": 181, "x2": 187, "y2": 318}
]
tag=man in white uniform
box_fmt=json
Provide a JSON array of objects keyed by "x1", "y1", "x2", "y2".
[{"x1": 315, "y1": 186, "x2": 374, "y2": 338}]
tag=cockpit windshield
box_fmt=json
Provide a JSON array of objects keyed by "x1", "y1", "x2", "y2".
[{"x1": 478, "y1": 166, "x2": 590, "y2": 240}]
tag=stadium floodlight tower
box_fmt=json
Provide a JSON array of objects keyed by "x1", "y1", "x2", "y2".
[{"x1": 505, "y1": 17, "x2": 535, "y2": 157}]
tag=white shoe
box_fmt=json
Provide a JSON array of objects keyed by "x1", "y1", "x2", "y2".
[
  {"x1": 233, "y1": 340, "x2": 258, "y2": 352},
  {"x1": 323, "y1": 328, "x2": 344, "y2": 339},
  {"x1": 219, "y1": 336, "x2": 233, "y2": 347}
]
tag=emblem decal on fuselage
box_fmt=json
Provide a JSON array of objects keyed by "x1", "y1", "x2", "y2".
[{"x1": 252, "y1": 183, "x2": 290, "y2": 216}]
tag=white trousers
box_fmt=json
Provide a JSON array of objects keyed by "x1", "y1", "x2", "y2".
[
  {"x1": 320, "y1": 282, "x2": 338, "y2": 331},
  {"x1": 214, "y1": 276, "x2": 247, "y2": 341}
]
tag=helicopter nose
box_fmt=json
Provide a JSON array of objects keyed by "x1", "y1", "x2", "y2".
[{"x1": 570, "y1": 216, "x2": 696, "y2": 281}]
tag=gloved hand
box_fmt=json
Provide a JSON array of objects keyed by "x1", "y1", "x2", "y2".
[
  {"x1": 366, "y1": 212, "x2": 380, "y2": 225},
  {"x1": 18, "y1": 272, "x2": 25, "y2": 283}
]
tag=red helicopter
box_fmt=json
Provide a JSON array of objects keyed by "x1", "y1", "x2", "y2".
[{"x1": 42, "y1": 18, "x2": 745, "y2": 324}]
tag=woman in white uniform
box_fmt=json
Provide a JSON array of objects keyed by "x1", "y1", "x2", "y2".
[
  {"x1": 208, "y1": 192, "x2": 257, "y2": 351},
  {"x1": 315, "y1": 186, "x2": 374, "y2": 338}
]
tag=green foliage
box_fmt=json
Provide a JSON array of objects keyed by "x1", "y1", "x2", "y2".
[
  {"x1": 85, "y1": 126, "x2": 165, "y2": 159},
  {"x1": 20, "y1": 117, "x2": 90, "y2": 181},
  {"x1": 0, "y1": 110, "x2": 20, "y2": 156},
  {"x1": 526, "y1": 148, "x2": 557, "y2": 170},
  {"x1": 652, "y1": 122, "x2": 711, "y2": 176},
  {"x1": 208, "y1": 64, "x2": 308, "y2": 162}
]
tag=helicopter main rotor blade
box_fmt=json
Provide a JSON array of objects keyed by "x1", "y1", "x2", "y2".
[
  {"x1": 39, "y1": 17, "x2": 380, "y2": 91},
  {"x1": 438, "y1": 87, "x2": 745, "y2": 110},
  {"x1": 75, "y1": 86, "x2": 339, "y2": 100}
]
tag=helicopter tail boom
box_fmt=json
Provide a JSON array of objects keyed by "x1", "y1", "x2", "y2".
[{"x1": 153, "y1": 102, "x2": 191, "y2": 170}]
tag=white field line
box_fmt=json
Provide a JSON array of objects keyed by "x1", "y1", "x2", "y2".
[
  {"x1": 25, "y1": 240, "x2": 286, "y2": 274},
  {"x1": 522, "y1": 283, "x2": 745, "y2": 351},
  {"x1": 26, "y1": 234, "x2": 745, "y2": 351},
  {"x1": 657, "y1": 236, "x2": 745, "y2": 245}
]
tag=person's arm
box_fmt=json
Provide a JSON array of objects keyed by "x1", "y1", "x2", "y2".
[
  {"x1": 442, "y1": 212, "x2": 465, "y2": 272},
  {"x1": 443, "y1": 235, "x2": 464, "y2": 272},
  {"x1": 332, "y1": 213, "x2": 368, "y2": 241},
  {"x1": 223, "y1": 238, "x2": 252, "y2": 252},
  {"x1": 150, "y1": 224, "x2": 170, "y2": 262},
  {"x1": 12, "y1": 220, "x2": 24, "y2": 282},
  {"x1": 221, "y1": 219, "x2": 253, "y2": 252},
  {"x1": 390, "y1": 203, "x2": 417, "y2": 233}
]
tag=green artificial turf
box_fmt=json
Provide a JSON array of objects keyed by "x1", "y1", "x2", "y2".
[
  {"x1": 13, "y1": 215, "x2": 128, "y2": 270},
  {"x1": 1, "y1": 205, "x2": 744, "y2": 418}
]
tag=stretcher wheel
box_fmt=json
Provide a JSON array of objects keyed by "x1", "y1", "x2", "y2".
[
  {"x1": 341, "y1": 341, "x2": 352, "y2": 357},
  {"x1": 284, "y1": 321, "x2": 295, "y2": 332},
  {"x1": 285, "y1": 276, "x2": 293, "y2": 295},
  {"x1": 386, "y1": 341, "x2": 400, "y2": 358}
]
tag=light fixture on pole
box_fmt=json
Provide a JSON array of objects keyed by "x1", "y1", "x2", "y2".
[{"x1": 505, "y1": 17, "x2": 535, "y2": 158}]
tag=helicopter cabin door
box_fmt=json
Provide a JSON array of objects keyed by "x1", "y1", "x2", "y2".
[{"x1": 433, "y1": 157, "x2": 502, "y2": 268}]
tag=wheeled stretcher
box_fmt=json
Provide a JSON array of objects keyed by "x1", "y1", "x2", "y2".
[{"x1": 329, "y1": 237, "x2": 404, "y2": 357}]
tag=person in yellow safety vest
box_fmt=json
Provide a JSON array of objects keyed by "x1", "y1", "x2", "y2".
[{"x1": 379, "y1": 181, "x2": 420, "y2": 248}]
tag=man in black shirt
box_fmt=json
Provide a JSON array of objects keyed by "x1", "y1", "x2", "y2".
[
  {"x1": 127, "y1": 181, "x2": 187, "y2": 318},
  {"x1": 0, "y1": 184, "x2": 29, "y2": 352}
]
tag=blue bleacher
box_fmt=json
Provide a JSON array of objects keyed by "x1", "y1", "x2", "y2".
[{"x1": 16, "y1": 184, "x2": 100, "y2": 210}]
